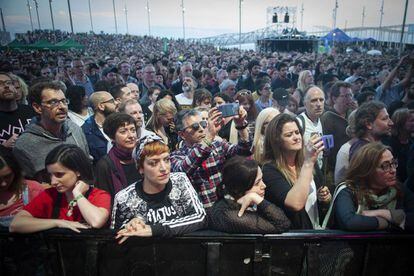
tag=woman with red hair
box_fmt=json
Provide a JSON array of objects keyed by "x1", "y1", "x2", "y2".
[{"x1": 112, "y1": 135, "x2": 206, "y2": 242}]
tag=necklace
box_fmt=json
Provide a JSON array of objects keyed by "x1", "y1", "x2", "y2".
[{"x1": 67, "y1": 199, "x2": 77, "y2": 217}]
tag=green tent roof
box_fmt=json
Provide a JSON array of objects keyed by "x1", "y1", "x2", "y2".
[
  {"x1": 2, "y1": 39, "x2": 28, "y2": 49},
  {"x1": 54, "y1": 38, "x2": 84, "y2": 50},
  {"x1": 28, "y1": 39, "x2": 56, "y2": 49}
]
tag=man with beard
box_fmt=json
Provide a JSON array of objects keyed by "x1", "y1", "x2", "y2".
[
  {"x1": 14, "y1": 82, "x2": 89, "y2": 182},
  {"x1": 297, "y1": 86, "x2": 325, "y2": 168},
  {"x1": 171, "y1": 62, "x2": 194, "y2": 96},
  {"x1": 0, "y1": 72, "x2": 36, "y2": 148},
  {"x1": 82, "y1": 91, "x2": 117, "y2": 164},
  {"x1": 118, "y1": 60, "x2": 138, "y2": 84},
  {"x1": 175, "y1": 77, "x2": 196, "y2": 110},
  {"x1": 349, "y1": 101, "x2": 394, "y2": 160},
  {"x1": 237, "y1": 60, "x2": 261, "y2": 92},
  {"x1": 271, "y1": 62, "x2": 293, "y2": 91},
  {"x1": 119, "y1": 99, "x2": 155, "y2": 140}
]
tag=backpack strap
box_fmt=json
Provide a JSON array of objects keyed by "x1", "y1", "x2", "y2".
[
  {"x1": 297, "y1": 114, "x2": 306, "y2": 133},
  {"x1": 321, "y1": 182, "x2": 348, "y2": 229}
]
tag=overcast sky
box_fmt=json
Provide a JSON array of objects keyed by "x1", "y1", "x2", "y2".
[{"x1": 1, "y1": 0, "x2": 413, "y2": 38}]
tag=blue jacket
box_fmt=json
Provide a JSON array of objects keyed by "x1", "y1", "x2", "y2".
[{"x1": 82, "y1": 116, "x2": 108, "y2": 164}]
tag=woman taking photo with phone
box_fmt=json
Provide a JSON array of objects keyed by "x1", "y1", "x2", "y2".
[
  {"x1": 262, "y1": 113, "x2": 331, "y2": 229},
  {"x1": 9, "y1": 144, "x2": 111, "y2": 233}
]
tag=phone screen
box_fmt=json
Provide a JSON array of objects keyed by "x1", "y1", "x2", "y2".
[{"x1": 218, "y1": 103, "x2": 239, "y2": 118}]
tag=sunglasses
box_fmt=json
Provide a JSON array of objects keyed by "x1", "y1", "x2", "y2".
[
  {"x1": 182, "y1": 120, "x2": 207, "y2": 131},
  {"x1": 237, "y1": 90, "x2": 252, "y2": 96}
]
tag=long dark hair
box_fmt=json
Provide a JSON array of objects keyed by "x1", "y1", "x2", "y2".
[
  {"x1": 66, "y1": 85, "x2": 86, "y2": 114},
  {"x1": 45, "y1": 144, "x2": 94, "y2": 184},
  {"x1": 0, "y1": 146, "x2": 24, "y2": 197},
  {"x1": 222, "y1": 156, "x2": 258, "y2": 199},
  {"x1": 346, "y1": 142, "x2": 401, "y2": 208},
  {"x1": 263, "y1": 113, "x2": 304, "y2": 186}
]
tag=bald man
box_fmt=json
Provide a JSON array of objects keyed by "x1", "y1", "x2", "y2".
[
  {"x1": 297, "y1": 86, "x2": 325, "y2": 168},
  {"x1": 82, "y1": 91, "x2": 117, "y2": 163},
  {"x1": 126, "y1": 82, "x2": 140, "y2": 101}
]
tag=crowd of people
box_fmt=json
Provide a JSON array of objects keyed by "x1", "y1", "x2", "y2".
[{"x1": 1, "y1": 30, "x2": 414, "y2": 240}]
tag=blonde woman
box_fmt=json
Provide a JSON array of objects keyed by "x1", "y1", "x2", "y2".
[
  {"x1": 252, "y1": 108, "x2": 280, "y2": 165},
  {"x1": 146, "y1": 98, "x2": 178, "y2": 150},
  {"x1": 9, "y1": 74, "x2": 29, "y2": 105},
  {"x1": 293, "y1": 70, "x2": 314, "y2": 108}
]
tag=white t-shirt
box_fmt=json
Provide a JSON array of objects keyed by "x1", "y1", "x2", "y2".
[
  {"x1": 297, "y1": 112, "x2": 323, "y2": 168},
  {"x1": 334, "y1": 141, "x2": 352, "y2": 185},
  {"x1": 176, "y1": 93, "x2": 193, "y2": 110}
]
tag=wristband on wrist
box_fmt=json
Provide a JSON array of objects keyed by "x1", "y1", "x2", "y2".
[
  {"x1": 235, "y1": 120, "x2": 248, "y2": 130},
  {"x1": 74, "y1": 194, "x2": 84, "y2": 201}
]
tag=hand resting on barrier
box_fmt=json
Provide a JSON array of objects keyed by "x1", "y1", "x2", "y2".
[{"x1": 115, "y1": 217, "x2": 153, "y2": 244}]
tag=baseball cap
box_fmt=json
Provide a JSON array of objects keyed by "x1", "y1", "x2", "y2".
[
  {"x1": 272, "y1": 88, "x2": 289, "y2": 107},
  {"x1": 102, "y1": 66, "x2": 118, "y2": 76}
]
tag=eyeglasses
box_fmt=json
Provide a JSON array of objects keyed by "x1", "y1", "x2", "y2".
[
  {"x1": 378, "y1": 159, "x2": 398, "y2": 172},
  {"x1": 101, "y1": 98, "x2": 116, "y2": 104},
  {"x1": 338, "y1": 93, "x2": 353, "y2": 99},
  {"x1": 41, "y1": 98, "x2": 70, "y2": 108},
  {"x1": 0, "y1": 80, "x2": 14, "y2": 87},
  {"x1": 182, "y1": 120, "x2": 208, "y2": 131}
]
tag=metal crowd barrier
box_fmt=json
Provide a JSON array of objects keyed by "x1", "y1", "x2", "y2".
[{"x1": 1, "y1": 227, "x2": 413, "y2": 276}]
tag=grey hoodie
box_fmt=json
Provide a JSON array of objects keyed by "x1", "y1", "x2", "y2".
[{"x1": 13, "y1": 117, "x2": 89, "y2": 179}]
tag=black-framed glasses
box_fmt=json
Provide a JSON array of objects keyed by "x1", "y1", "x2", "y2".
[
  {"x1": 379, "y1": 159, "x2": 398, "y2": 172},
  {"x1": 101, "y1": 98, "x2": 116, "y2": 104},
  {"x1": 182, "y1": 120, "x2": 207, "y2": 131},
  {"x1": 41, "y1": 98, "x2": 70, "y2": 108}
]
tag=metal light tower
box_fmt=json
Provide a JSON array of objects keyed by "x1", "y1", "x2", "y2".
[
  {"x1": 361, "y1": 6, "x2": 366, "y2": 27},
  {"x1": 0, "y1": 8, "x2": 5, "y2": 32},
  {"x1": 124, "y1": 1, "x2": 129, "y2": 34},
  {"x1": 300, "y1": 3, "x2": 304, "y2": 31},
  {"x1": 112, "y1": 0, "x2": 118, "y2": 34},
  {"x1": 49, "y1": 0, "x2": 55, "y2": 31},
  {"x1": 239, "y1": 0, "x2": 243, "y2": 50},
  {"x1": 88, "y1": 0, "x2": 94, "y2": 32},
  {"x1": 27, "y1": 0, "x2": 34, "y2": 31},
  {"x1": 398, "y1": 0, "x2": 409, "y2": 57},
  {"x1": 67, "y1": 0, "x2": 74, "y2": 33},
  {"x1": 332, "y1": 0, "x2": 338, "y2": 29},
  {"x1": 146, "y1": 0, "x2": 151, "y2": 36},
  {"x1": 379, "y1": 0, "x2": 385, "y2": 42},
  {"x1": 181, "y1": 0, "x2": 186, "y2": 40},
  {"x1": 33, "y1": 0, "x2": 41, "y2": 29}
]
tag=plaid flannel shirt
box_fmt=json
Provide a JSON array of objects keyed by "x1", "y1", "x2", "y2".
[{"x1": 170, "y1": 139, "x2": 252, "y2": 208}]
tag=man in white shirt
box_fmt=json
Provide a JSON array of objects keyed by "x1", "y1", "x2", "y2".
[
  {"x1": 175, "y1": 77, "x2": 195, "y2": 110},
  {"x1": 297, "y1": 86, "x2": 325, "y2": 168}
]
